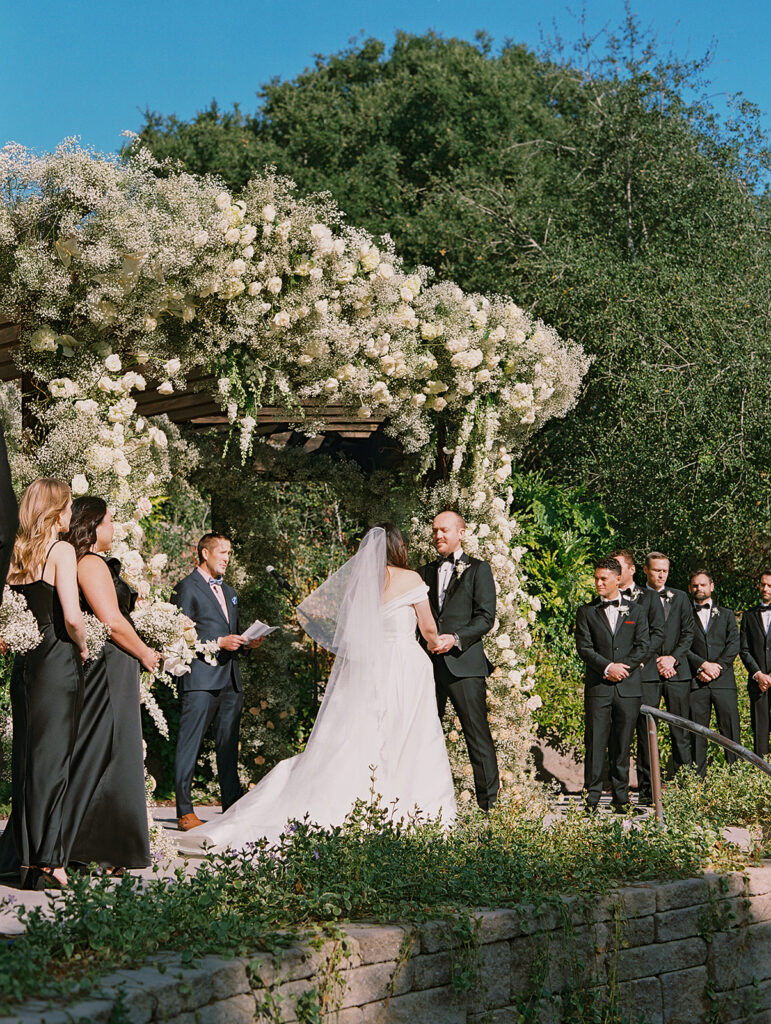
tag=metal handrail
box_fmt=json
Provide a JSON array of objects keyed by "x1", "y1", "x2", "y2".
[{"x1": 640, "y1": 704, "x2": 771, "y2": 824}]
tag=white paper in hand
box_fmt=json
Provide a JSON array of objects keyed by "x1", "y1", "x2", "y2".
[{"x1": 241, "y1": 619, "x2": 279, "y2": 642}]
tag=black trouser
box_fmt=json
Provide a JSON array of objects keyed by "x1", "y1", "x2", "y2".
[
  {"x1": 689, "y1": 683, "x2": 740, "y2": 779},
  {"x1": 585, "y1": 683, "x2": 640, "y2": 806},
  {"x1": 636, "y1": 677, "x2": 693, "y2": 797},
  {"x1": 435, "y1": 661, "x2": 499, "y2": 810},
  {"x1": 748, "y1": 681, "x2": 771, "y2": 757},
  {"x1": 174, "y1": 683, "x2": 243, "y2": 817}
]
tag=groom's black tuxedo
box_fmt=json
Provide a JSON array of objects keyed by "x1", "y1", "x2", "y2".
[
  {"x1": 418, "y1": 553, "x2": 499, "y2": 810},
  {"x1": 171, "y1": 569, "x2": 246, "y2": 818}
]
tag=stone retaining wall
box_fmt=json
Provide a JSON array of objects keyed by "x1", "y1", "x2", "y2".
[{"x1": 3, "y1": 865, "x2": 771, "y2": 1023}]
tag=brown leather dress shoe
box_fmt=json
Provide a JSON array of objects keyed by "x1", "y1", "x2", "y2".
[{"x1": 178, "y1": 813, "x2": 204, "y2": 831}]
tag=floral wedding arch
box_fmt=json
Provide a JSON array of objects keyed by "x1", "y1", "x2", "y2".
[{"x1": 0, "y1": 140, "x2": 589, "y2": 805}]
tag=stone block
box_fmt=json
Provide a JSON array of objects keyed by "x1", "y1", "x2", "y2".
[
  {"x1": 747, "y1": 865, "x2": 771, "y2": 897},
  {"x1": 621, "y1": 914, "x2": 655, "y2": 947},
  {"x1": 78, "y1": 971, "x2": 156, "y2": 1024},
  {"x1": 419, "y1": 920, "x2": 449, "y2": 955},
  {"x1": 323, "y1": 1008, "x2": 364, "y2": 1024},
  {"x1": 476, "y1": 908, "x2": 525, "y2": 943},
  {"x1": 660, "y1": 965, "x2": 711, "y2": 1023},
  {"x1": 655, "y1": 897, "x2": 749, "y2": 944},
  {"x1": 708, "y1": 921, "x2": 771, "y2": 989},
  {"x1": 195, "y1": 956, "x2": 251, "y2": 1000},
  {"x1": 469, "y1": 941, "x2": 511, "y2": 1011},
  {"x1": 655, "y1": 877, "x2": 712, "y2": 912},
  {"x1": 468, "y1": 1009, "x2": 522, "y2": 1023},
  {"x1": 516, "y1": 902, "x2": 562, "y2": 935},
  {"x1": 343, "y1": 924, "x2": 412, "y2": 965},
  {"x1": 273, "y1": 977, "x2": 317, "y2": 1021},
  {"x1": 616, "y1": 977, "x2": 663, "y2": 1024},
  {"x1": 162, "y1": 994, "x2": 256, "y2": 1024},
  {"x1": 338, "y1": 960, "x2": 412, "y2": 1008},
  {"x1": 749, "y1": 892, "x2": 771, "y2": 924},
  {"x1": 703, "y1": 871, "x2": 748, "y2": 900},
  {"x1": 509, "y1": 933, "x2": 547, "y2": 998},
  {"x1": 542, "y1": 924, "x2": 607, "y2": 994},
  {"x1": 412, "y1": 951, "x2": 452, "y2": 991},
  {"x1": 616, "y1": 937, "x2": 707, "y2": 983},
  {"x1": 593, "y1": 885, "x2": 658, "y2": 923},
  {"x1": 712, "y1": 977, "x2": 771, "y2": 1022},
  {"x1": 359, "y1": 986, "x2": 465, "y2": 1024}
]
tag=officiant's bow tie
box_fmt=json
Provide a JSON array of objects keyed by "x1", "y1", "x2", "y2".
[{"x1": 208, "y1": 577, "x2": 224, "y2": 588}]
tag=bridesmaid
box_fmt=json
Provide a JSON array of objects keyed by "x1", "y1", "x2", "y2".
[
  {"x1": 63, "y1": 497, "x2": 160, "y2": 873},
  {"x1": 4, "y1": 478, "x2": 87, "y2": 889}
]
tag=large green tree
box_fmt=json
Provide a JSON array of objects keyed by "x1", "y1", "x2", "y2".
[{"x1": 137, "y1": 16, "x2": 771, "y2": 597}]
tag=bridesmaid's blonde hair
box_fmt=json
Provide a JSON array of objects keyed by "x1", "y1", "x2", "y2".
[{"x1": 9, "y1": 478, "x2": 71, "y2": 584}]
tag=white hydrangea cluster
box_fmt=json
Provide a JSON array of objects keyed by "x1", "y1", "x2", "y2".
[{"x1": 0, "y1": 586, "x2": 42, "y2": 653}]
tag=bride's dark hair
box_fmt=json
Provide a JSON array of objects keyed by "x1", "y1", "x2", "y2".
[{"x1": 373, "y1": 522, "x2": 409, "y2": 569}]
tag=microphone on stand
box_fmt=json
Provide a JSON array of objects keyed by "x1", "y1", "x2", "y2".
[{"x1": 266, "y1": 565, "x2": 297, "y2": 597}]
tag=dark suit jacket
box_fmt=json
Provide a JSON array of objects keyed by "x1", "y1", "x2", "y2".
[
  {"x1": 645, "y1": 586, "x2": 694, "y2": 681},
  {"x1": 575, "y1": 597, "x2": 650, "y2": 698},
  {"x1": 687, "y1": 604, "x2": 739, "y2": 691},
  {"x1": 171, "y1": 569, "x2": 243, "y2": 693},
  {"x1": 0, "y1": 423, "x2": 18, "y2": 603},
  {"x1": 740, "y1": 605, "x2": 771, "y2": 680},
  {"x1": 625, "y1": 584, "x2": 665, "y2": 682},
  {"x1": 418, "y1": 553, "x2": 496, "y2": 678}
]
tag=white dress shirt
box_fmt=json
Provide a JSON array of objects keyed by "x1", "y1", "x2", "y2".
[
  {"x1": 695, "y1": 601, "x2": 712, "y2": 632},
  {"x1": 437, "y1": 548, "x2": 463, "y2": 609}
]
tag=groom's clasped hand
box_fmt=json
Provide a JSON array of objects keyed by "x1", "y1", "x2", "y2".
[{"x1": 429, "y1": 634, "x2": 458, "y2": 655}]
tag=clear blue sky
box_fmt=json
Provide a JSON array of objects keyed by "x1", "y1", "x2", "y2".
[{"x1": 2, "y1": 0, "x2": 769, "y2": 155}]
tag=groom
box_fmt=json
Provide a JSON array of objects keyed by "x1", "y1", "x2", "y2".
[
  {"x1": 419, "y1": 511, "x2": 499, "y2": 810},
  {"x1": 172, "y1": 532, "x2": 261, "y2": 831}
]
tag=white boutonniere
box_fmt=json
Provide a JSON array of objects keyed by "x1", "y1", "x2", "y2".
[
  {"x1": 618, "y1": 604, "x2": 630, "y2": 615},
  {"x1": 711, "y1": 607, "x2": 720, "y2": 619},
  {"x1": 455, "y1": 561, "x2": 469, "y2": 580},
  {"x1": 665, "y1": 590, "x2": 674, "y2": 602}
]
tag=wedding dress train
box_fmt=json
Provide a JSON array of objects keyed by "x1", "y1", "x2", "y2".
[{"x1": 177, "y1": 532, "x2": 456, "y2": 855}]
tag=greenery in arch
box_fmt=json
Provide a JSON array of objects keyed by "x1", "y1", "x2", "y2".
[{"x1": 0, "y1": 141, "x2": 587, "y2": 799}]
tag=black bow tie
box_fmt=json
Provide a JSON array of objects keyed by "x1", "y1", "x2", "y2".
[
  {"x1": 761, "y1": 605, "x2": 771, "y2": 612},
  {"x1": 621, "y1": 588, "x2": 634, "y2": 597},
  {"x1": 438, "y1": 555, "x2": 457, "y2": 566},
  {"x1": 602, "y1": 599, "x2": 620, "y2": 608},
  {"x1": 695, "y1": 603, "x2": 711, "y2": 612}
]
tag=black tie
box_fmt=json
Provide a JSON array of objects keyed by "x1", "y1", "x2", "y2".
[
  {"x1": 602, "y1": 599, "x2": 620, "y2": 608},
  {"x1": 438, "y1": 555, "x2": 456, "y2": 566},
  {"x1": 762, "y1": 605, "x2": 771, "y2": 612},
  {"x1": 621, "y1": 588, "x2": 633, "y2": 598}
]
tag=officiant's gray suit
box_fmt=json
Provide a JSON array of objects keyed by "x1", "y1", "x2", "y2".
[{"x1": 172, "y1": 569, "x2": 244, "y2": 818}]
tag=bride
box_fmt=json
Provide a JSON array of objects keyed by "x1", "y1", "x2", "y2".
[{"x1": 177, "y1": 523, "x2": 456, "y2": 854}]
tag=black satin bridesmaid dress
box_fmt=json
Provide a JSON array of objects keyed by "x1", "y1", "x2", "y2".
[
  {"x1": 65, "y1": 555, "x2": 150, "y2": 869},
  {"x1": 0, "y1": 547, "x2": 84, "y2": 883}
]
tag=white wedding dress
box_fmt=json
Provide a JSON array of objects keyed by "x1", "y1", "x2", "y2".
[{"x1": 178, "y1": 530, "x2": 456, "y2": 855}]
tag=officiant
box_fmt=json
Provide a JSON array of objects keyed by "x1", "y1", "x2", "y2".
[{"x1": 172, "y1": 532, "x2": 262, "y2": 832}]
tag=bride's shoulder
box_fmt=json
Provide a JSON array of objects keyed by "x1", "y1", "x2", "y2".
[{"x1": 389, "y1": 567, "x2": 422, "y2": 583}]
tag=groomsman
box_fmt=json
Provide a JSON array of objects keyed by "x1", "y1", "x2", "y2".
[
  {"x1": 575, "y1": 556, "x2": 649, "y2": 811},
  {"x1": 636, "y1": 551, "x2": 695, "y2": 802},
  {"x1": 172, "y1": 533, "x2": 261, "y2": 831},
  {"x1": 739, "y1": 571, "x2": 771, "y2": 756},
  {"x1": 687, "y1": 570, "x2": 740, "y2": 778}
]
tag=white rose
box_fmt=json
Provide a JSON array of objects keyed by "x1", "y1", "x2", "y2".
[
  {"x1": 431, "y1": 396, "x2": 448, "y2": 412},
  {"x1": 71, "y1": 474, "x2": 88, "y2": 497},
  {"x1": 224, "y1": 227, "x2": 241, "y2": 245},
  {"x1": 266, "y1": 277, "x2": 283, "y2": 295},
  {"x1": 149, "y1": 427, "x2": 167, "y2": 448},
  {"x1": 157, "y1": 381, "x2": 174, "y2": 395},
  {"x1": 262, "y1": 204, "x2": 277, "y2": 223},
  {"x1": 75, "y1": 399, "x2": 99, "y2": 416},
  {"x1": 164, "y1": 358, "x2": 181, "y2": 376},
  {"x1": 273, "y1": 311, "x2": 290, "y2": 328},
  {"x1": 114, "y1": 457, "x2": 131, "y2": 478},
  {"x1": 193, "y1": 230, "x2": 209, "y2": 248},
  {"x1": 241, "y1": 245, "x2": 255, "y2": 259},
  {"x1": 30, "y1": 327, "x2": 58, "y2": 352},
  {"x1": 97, "y1": 376, "x2": 114, "y2": 393},
  {"x1": 215, "y1": 192, "x2": 232, "y2": 211},
  {"x1": 240, "y1": 224, "x2": 258, "y2": 245},
  {"x1": 228, "y1": 259, "x2": 247, "y2": 277},
  {"x1": 324, "y1": 377, "x2": 339, "y2": 392},
  {"x1": 104, "y1": 354, "x2": 122, "y2": 372},
  {"x1": 411, "y1": 394, "x2": 426, "y2": 408},
  {"x1": 475, "y1": 369, "x2": 492, "y2": 384},
  {"x1": 526, "y1": 695, "x2": 543, "y2": 712},
  {"x1": 248, "y1": 282, "x2": 263, "y2": 296},
  {"x1": 376, "y1": 263, "x2": 394, "y2": 279},
  {"x1": 49, "y1": 378, "x2": 77, "y2": 399}
]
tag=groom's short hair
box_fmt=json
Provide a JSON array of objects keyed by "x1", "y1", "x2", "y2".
[
  {"x1": 438, "y1": 510, "x2": 466, "y2": 529},
  {"x1": 197, "y1": 532, "x2": 230, "y2": 563}
]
